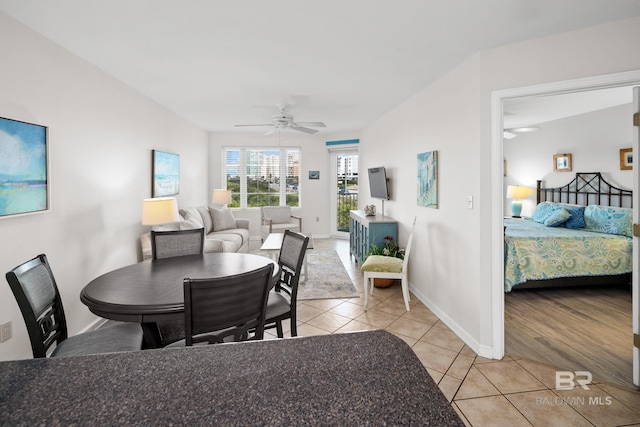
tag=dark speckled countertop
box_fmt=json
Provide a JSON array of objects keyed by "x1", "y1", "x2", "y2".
[{"x1": 0, "y1": 330, "x2": 463, "y2": 426}]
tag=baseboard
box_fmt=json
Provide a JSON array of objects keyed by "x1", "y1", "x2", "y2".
[
  {"x1": 409, "y1": 284, "x2": 496, "y2": 360},
  {"x1": 80, "y1": 317, "x2": 108, "y2": 333}
]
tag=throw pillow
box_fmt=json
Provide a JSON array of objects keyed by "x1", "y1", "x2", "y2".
[
  {"x1": 196, "y1": 206, "x2": 213, "y2": 233},
  {"x1": 210, "y1": 207, "x2": 237, "y2": 231},
  {"x1": 564, "y1": 206, "x2": 586, "y2": 229},
  {"x1": 543, "y1": 208, "x2": 571, "y2": 227}
]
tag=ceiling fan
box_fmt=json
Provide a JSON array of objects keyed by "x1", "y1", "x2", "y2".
[{"x1": 234, "y1": 104, "x2": 326, "y2": 135}]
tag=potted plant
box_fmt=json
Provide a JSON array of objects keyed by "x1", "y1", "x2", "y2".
[{"x1": 367, "y1": 236, "x2": 404, "y2": 288}]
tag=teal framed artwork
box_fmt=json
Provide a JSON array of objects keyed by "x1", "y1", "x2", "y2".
[
  {"x1": 152, "y1": 150, "x2": 180, "y2": 197},
  {"x1": 417, "y1": 150, "x2": 438, "y2": 208},
  {"x1": 0, "y1": 116, "x2": 49, "y2": 218}
]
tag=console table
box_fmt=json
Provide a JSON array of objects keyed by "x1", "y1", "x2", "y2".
[{"x1": 350, "y1": 210, "x2": 398, "y2": 263}]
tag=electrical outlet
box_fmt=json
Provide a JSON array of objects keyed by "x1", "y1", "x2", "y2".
[{"x1": 0, "y1": 321, "x2": 12, "y2": 343}]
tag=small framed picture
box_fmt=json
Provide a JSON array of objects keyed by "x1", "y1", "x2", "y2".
[
  {"x1": 620, "y1": 148, "x2": 632, "y2": 170},
  {"x1": 553, "y1": 153, "x2": 572, "y2": 172},
  {"x1": 308, "y1": 170, "x2": 320, "y2": 180}
]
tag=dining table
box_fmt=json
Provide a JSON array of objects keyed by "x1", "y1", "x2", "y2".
[{"x1": 80, "y1": 252, "x2": 279, "y2": 348}]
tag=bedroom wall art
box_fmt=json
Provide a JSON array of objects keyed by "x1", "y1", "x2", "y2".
[
  {"x1": 417, "y1": 150, "x2": 438, "y2": 208},
  {"x1": 619, "y1": 148, "x2": 632, "y2": 170},
  {"x1": 152, "y1": 150, "x2": 180, "y2": 197},
  {"x1": 553, "y1": 153, "x2": 572, "y2": 172},
  {"x1": 0, "y1": 116, "x2": 49, "y2": 218}
]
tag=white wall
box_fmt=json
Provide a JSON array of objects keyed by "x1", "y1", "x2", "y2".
[
  {"x1": 504, "y1": 103, "x2": 634, "y2": 217},
  {"x1": 0, "y1": 13, "x2": 209, "y2": 361},
  {"x1": 208, "y1": 130, "x2": 361, "y2": 238},
  {"x1": 359, "y1": 16, "x2": 640, "y2": 356}
]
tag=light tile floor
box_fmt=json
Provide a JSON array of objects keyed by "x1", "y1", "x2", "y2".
[{"x1": 264, "y1": 238, "x2": 640, "y2": 427}]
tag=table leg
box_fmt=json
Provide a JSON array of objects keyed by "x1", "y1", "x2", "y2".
[{"x1": 141, "y1": 322, "x2": 163, "y2": 349}]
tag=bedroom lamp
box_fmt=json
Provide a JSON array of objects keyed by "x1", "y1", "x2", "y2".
[
  {"x1": 142, "y1": 197, "x2": 179, "y2": 225},
  {"x1": 212, "y1": 189, "x2": 232, "y2": 206},
  {"x1": 506, "y1": 185, "x2": 533, "y2": 218}
]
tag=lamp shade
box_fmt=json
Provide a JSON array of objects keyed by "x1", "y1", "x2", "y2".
[
  {"x1": 212, "y1": 189, "x2": 232, "y2": 205},
  {"x1": 506, "y1": 185, "x2": 533, "y2": 200},
  {"x1": 142, "y1": 197, "x2": 179, "y2": 225}
]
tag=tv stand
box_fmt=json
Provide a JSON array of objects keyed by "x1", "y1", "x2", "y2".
[{"x1": 349, "y1": 210, "x2": 398, "y2": 264}]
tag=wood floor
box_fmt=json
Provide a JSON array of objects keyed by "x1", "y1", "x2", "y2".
[{"x1": 504, "y1": 284, "x2": 636, "y2": 390}]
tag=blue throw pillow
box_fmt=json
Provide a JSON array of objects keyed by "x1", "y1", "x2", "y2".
[
  {"x1": 564, "y1": 206, "x2": 586, "y2": 229},
  {"x1": 543, "y1": 208, "x2": 571, "y2": 227}
]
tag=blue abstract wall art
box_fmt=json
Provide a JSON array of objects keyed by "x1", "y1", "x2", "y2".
[
  {"x1": 0, "y1": 117, "x2": 48, "y2": 218},
  {"x1": 417, "y1": 150, "x2": 438, "y2": 208}
]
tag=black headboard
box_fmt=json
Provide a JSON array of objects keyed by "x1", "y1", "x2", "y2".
[{"x1": 537, "y1": 172, "x2": 632, "y2": 208}]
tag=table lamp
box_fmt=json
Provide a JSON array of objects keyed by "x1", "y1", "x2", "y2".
[
  {"x1": 142, "y1": 197, "x2": 179, "y2": 225},
  {"x1": 506, "y1": 185, "x2": 533, "y2": 218},
  {"x1": 212, "y1": 189, "x2": 232, "y2": 206}
]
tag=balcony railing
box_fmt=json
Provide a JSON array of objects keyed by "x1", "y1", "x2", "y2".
[{"x1": 337, "y1": 193, "x2": 358, "y2": 232}]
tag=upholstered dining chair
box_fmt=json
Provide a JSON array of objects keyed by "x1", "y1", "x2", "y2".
[
  {"x1": 264, "y1": 230, "x2": 310, "y2": 338},
  {"x1": 5, "y1": 254, "x2": 144, "y2": 358},
  {"x1": 361, "y1": 217, "x2": 416, "y2": 312},
  {"x1": 151, "y1": 228, "x2": 205, "y2": 260},
  {"x1": 167, "y1": 264, "x2": 274, "y2": 346}
]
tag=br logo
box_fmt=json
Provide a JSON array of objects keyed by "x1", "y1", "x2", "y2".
[{"x1": 556, "y1": 371, "x2": 592, "y2": 390}]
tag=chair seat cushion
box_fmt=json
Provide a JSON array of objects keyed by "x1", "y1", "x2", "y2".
[
  {"x1": 51, "y1": 323, "x2": 143, "y2": 357},
  {"x1": 265, "y1": 290, "x2": 291, "y2": 320},
  {"x1": 361, "y1": 255, "x2": 403, "y2": 273}
]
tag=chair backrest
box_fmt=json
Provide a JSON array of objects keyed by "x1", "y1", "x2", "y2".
[
  {"x1": 5, "y1": 254, "x2": 68, "y2": 358},
  {"x1": 276, "y1": 230, "x2": 310, "y2": 302},
  {"x1": 402, "y1": 217, "x2": 417, "y2": 273},
  {"x1": 261, "y1": 206, "x2": 292, "y2": 224},
  {"x1": 183, "y1": 263, "x2": 274, "y2": 345},
  {"x1": 151, "y1": 228, "x2": 205, "y2": 260}
]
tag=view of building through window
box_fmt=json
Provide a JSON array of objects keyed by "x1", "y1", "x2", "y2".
[{"x1": 223, "y1": 148, "x2": 300, "y2": 208}]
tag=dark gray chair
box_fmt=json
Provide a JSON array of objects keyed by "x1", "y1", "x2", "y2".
[
  {"x1": 264, "y1": 230, "x2": 309, "y2": 338},
  {"x1": 5, "y1": 254, "x2": 143, "y2": 358},
  {"x1": 168, "y1": 263, "x2": 274, "y2": 346},
  {"x1": 151, "y1": 228, "x2": 205, "y2": 260}
]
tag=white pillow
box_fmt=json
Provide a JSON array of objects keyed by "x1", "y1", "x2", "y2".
[
  {"x1": 210, "y1": 207, "x2": 237, "y2": 231},
  {"x1": 196, "y1": 206, "x2": 213, "y2": 233},
  {"x1": 179, "y1": 207, "x2": 204, "y2": 228}
]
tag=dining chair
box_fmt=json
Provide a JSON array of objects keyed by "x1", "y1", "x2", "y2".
[
  {"x1": 361, "y1": 217, "x2": 416, "y2": 312},
  {"x1": 264, "y1": 230, "x2": 310, "y2": 338},
  {"x1": 5, "y1": 254, "x2": 144, "y2": 358},
  {"x1": 151, "y1": 228, "x2": 205, "y2": 345},
  {"x1": 167, "y1": 263, "x2": 274, "y2": 346},
  {"x1": 151, "y1": 228, "x2": 205, "y2": 260}
]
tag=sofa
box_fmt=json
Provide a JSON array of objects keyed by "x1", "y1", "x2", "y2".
[{"x1": 141, "y1": 205, "x2": 249, "y2": 260}]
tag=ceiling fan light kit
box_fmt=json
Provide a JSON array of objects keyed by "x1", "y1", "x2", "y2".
[{"x1": 235, "y1": 104, "x2": 326, "y2": 135}]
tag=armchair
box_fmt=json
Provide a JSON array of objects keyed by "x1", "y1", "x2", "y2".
[{"x1": 260, "y1": 206, "x2": 302, "y2": 241}]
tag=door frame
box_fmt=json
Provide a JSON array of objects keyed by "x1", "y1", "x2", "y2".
[{"x1": 490, "y1": 70, "x2": 640, "y2": 360}]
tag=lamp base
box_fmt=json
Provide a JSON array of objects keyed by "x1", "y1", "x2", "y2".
[{"x1": 511, "y1": 200, "x2": 523, "y2": 217}]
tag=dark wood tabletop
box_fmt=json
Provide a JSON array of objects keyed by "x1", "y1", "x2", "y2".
[{"x1": 80, "y1": 253, "x2": 279, "y2": 347}]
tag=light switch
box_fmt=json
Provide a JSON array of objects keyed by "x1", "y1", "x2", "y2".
[{"x1": 468, "y1": 196, "x2": 473, "y2": 209}]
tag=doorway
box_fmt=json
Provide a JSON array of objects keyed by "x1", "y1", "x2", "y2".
[
  {"x1": 491, "y1": 70, "x2": 640, "y2": 386},
  {"x1": 330, "y1": 149, "x2": 358, "y2": 238}
]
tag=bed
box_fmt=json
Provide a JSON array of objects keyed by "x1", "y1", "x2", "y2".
[{"x1": 504, "y1": 172, "x2": 633, "y2": 292}]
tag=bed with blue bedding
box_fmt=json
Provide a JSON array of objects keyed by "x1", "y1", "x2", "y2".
[{"x1": 504, "y1": 172, "x2": 633, "y2": 292}]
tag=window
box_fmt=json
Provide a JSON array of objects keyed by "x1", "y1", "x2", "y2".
[{"x1": 223, "y1": 147, "x2": 301, "y2": 208}]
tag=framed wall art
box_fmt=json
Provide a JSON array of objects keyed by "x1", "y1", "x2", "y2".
[
  {"x1": 308, "y1": 170, "x2": 320, "y2": 180},
  {"x1": 417, "y1": 150, "x2": 438, "y2": 208},
  {"x1": 152, "y1": 150, "x2": 180, "y2": 197},
  {"x1": 553, "y1": 153, "x2": 572, "y2": 172},
  {"x1": 0, "y1": 116, "x2": 49, "y2": 218},
  {"x1": 620, "y1": 148, "x2": 632, "y2": 170}
]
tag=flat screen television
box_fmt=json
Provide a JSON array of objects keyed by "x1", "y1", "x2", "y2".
[{"x1": 368, "y1": 167, "x2": 389, "y2": 200}]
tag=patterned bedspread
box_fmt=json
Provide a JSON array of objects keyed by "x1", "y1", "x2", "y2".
[{"x1": 504, "y1": 218, "x2": 632, "y2": 292}]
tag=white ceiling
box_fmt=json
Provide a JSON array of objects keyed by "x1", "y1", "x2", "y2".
[{"x1": 1, "y1": 0, "x2": 639, "y2": 134}]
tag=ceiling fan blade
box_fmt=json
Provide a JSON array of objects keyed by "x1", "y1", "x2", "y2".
[
  {"x1": 296, "y1": 121, "x2": 326, "y2": 127},
  {"x1": 234, "y1": 124, "x2": 273, "y2": 127},
  {"x1": 290, "y1": 126, "x2": 318, "y2": 134}
]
